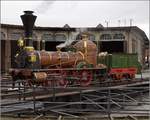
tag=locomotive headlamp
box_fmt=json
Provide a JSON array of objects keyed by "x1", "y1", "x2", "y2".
[{"x1": 17, "y1": 38, "x2": 24, "y2": 47}]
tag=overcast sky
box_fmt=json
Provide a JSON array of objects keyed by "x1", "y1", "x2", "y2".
[{"x1": 1, "y1": 1, "x2": 149, "y2": 38}]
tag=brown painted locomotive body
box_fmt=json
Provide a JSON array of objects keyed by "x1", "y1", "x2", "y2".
[{"x1": 33, "y1": 38, "x2": 97, "y2": 69}]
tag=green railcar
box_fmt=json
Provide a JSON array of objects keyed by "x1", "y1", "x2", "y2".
[{"x1": 98, "y1": 53, "x2": 142, "y2": 74}]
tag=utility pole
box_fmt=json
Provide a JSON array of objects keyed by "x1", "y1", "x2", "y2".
[
  {"x1": 105, "y1": 20, "x2": 109, "y2": 27},
  {"x1": 130, "y1": 19, "x2": 133, "y2": 26},
  {"x1": 118, "y1": 20, "x2": 121, "y2": 27},
  {"x1": 124, "y1": 19, "x2": 126, "y2": 26}
]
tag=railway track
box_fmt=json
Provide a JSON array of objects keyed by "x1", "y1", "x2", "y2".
[
  {"x1": 1, "y1": 71, "x2": 149, "y2": 118},
  {"x1": 1, "y1": 77, "x2": 149, "y2": 117},
  {"x1": 1, "y1": 77, "x2": 149, "y2": 101}
]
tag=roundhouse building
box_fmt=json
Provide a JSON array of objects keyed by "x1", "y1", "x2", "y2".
[{"x1": 0, "y1": 23, "x2": 149, "y2": 73}]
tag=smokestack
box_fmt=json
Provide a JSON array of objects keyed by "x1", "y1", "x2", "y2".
[{"x1": 21, "y1": 11, "x2": 37, "y2": 46}]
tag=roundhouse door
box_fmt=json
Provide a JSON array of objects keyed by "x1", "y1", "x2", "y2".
[
  {"x1": 1, "y1": 40, "x2": 5, "y2": 73},
  {"x1": 1, "y1": 32, "x2": 6, "y2": 73},
  {"x1": 10, "y1": 33, "x2": 23, "y2": 68},
  {"x1": 11, "y1": 40, "x2": 18, "y2": 68}
]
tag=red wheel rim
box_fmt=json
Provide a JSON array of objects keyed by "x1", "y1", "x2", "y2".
[{"x1": 79, "y1": 70, "x2": 92, "y2": 87}]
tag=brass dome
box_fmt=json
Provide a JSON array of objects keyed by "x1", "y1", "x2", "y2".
[{"x1": 73, "y1": 39, "x2": 97, "y2": 53}]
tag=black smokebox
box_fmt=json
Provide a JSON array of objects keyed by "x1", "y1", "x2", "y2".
[{"x1": 21, "y1": 11, "x2": 37, "y2": 46}]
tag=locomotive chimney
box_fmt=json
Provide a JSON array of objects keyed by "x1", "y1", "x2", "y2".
[{"x1": 21, "y1": 11, "x2": 37, "y2": 46}]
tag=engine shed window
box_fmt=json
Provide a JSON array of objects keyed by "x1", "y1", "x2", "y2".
[
  {"x1": 113, "y1": 33, "x2": 125, "y2": 39},
  {"x1": 42, "y1": 34, "x2": 65, "y2": 51},
  {"x1": 1, "y1": 32, "x2": 6, "y2": 73},
  {"x1": 76, "y1": 34, "x2": 95, "y2": 41},
  {"x1": 10, "y1": 32, "x2": 23, "y2": 40},
  {"x1": 89, "y1": 34, "x2": 95, "y2": 41},
  {"x1": 1, "y1": 32, "x2": 5, "y2": 40},
  {"x1": 55, "y1": 34, "x2": 66, "y2": 41},
  {"x1": 100, "y1": 34, "x2": 112, "y2": 40},
  {"x1": 41, "y1": 34, "x2": 54, "y2": 41}
]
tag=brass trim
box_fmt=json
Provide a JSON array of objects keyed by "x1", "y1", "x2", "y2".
[
  {"x1": 65, "y1": 52, "x2": 70, "y2": 60},
  {"x1": 78, "y1": 51, "x2": 85, "y2": 60}
]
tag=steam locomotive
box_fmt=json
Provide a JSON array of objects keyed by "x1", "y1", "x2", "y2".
[{"x1": 10, "y1": 11, "x2": 141, "y2": 87}]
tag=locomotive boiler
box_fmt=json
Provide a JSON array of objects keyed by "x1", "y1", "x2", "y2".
[{"x1": 16, "y1": 35, "x2": 97, "y2": 69}]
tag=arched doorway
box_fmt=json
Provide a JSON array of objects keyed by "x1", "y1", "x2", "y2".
[
  {"x1": 10, "y1": 32, "x2": 23, "y2": 68},
  {"x1": 100, "y1": 33, "x2": 125, "y2": 53},
  {"x1": 41, "y1": 33, "x2": 66, "y2": 51}
]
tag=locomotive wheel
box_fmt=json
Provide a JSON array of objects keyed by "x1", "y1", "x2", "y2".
[
  {"x1": 122, "y1": 73, "x2": 130, "y2": 80},
  {"x1": 59, "y1": 71, "x2": 68, "y2": 87},
  {"x1": 79, "y1": 70, "x2": 93, "y2": 86},
  {"x1": 76, "y1": 62, "x2": 93, "y2": 86},
  {"x1": 110, "y1": 74, "x2": 117, "y2": 80}
]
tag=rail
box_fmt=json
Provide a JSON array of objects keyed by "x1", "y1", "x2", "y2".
[{"x1": 1, "y1": 74, "x2": 150, "y2": 120}]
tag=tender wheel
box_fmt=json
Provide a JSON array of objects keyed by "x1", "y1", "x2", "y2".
[
  {"x1": 76, "y1": 62, "x2": 93, "y2": 86},
  {"x1": 130, "y1": 74, "x2": 135, "y2": 79}
]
